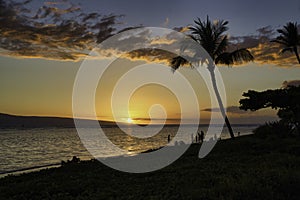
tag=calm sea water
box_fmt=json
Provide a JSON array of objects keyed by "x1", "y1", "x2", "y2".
[{"x1": 0, "y1": 125, "x2": 257, "y2": 173}]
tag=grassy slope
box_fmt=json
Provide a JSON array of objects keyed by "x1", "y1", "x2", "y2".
[{"x1": 1, "y1": 135, "x2": 300, "y2": 200}]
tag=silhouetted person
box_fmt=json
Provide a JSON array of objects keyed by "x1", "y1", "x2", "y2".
[
  {"x1": 71, "y1": 156, "x2": 80, "y2": 163},
  {"x1": 197, "y1": 131, "x2": 201, "y2": 143},
  {"x1": 214, "y1": 134, "x2": 217, "y2": 141},
  {"x1": 174, "y1": 141, "x2": 178, "y2": 146},
  {"x1": 168, "y1": 134, "x2": 171, "y2": 143},
  {"x1": 191, "y1": 133, "x2": 194, "y2": 143},
  {"x1": 238, "y1": 132, "x2": 241, "y2": 137},
  {"x1": 67, "y1": 156, "x2": 80, "y2": 164},
  {"x1": 200, "y1": 131, "x2": 205, "y2": 143}
]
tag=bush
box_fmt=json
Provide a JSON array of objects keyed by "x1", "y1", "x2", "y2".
[{"x1": 253, "y1": 121, "x2": 292, "y2": 138}]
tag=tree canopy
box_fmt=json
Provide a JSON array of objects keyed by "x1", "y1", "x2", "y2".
[{"x1": 239, "y1": 86, "x2": 300, "y2": 134}]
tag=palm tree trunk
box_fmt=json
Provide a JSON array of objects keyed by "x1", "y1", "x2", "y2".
[
  {"x1": 208, "y1": 65, "x2": 235, "y2": 139},
  {"x1": 294, "y1": 46, "x2": 300, "y2": 64}
]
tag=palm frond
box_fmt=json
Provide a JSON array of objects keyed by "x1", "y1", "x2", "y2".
[
  {"x1": 272, "y1": 22, "x2": 300, "y2": 64},
  {"x1": 273, "y1": 22, "x2": 300, "y2": 48},
  {"x1": 280, "y1": 47, "x2": 293, "y2": 54},
  {"x1": 231, "y1": 48, "x2": 254, "y2": 62},
  {"x1": 214, "y1": 35, "x2": 228, "y2": 57},
  {"x1": 271, "y1": 37, "x2": 289, "y2": 46},
  {"x1": 188, "y1": 16, "x2": 254, "y2": 66},
  {"x1": 169, "y1": 56, "x2": 190, "y2": 71},
  {"x1": 215, "y1": 52, "x2": 233, "y2": 65},
  {"x1": 216, "y1": 48, "x2": 254, "y2": 66},
  {"x1": 190, "y1": 16, "x2": 217, "y2": 57},
  {"x1": 213, "y1": 20, "x2": 229, "y2": 39}
]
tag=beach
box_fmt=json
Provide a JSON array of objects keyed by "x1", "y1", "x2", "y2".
[
  {"x1": 1, "y1": 0, "x2": 300, "y2": 199},
  {"x1": 1, "y1": 134, "x2": 300, "y2": 199},
  {"x1": 0, "y1": 125, "x2": 256, "y2": 174}
]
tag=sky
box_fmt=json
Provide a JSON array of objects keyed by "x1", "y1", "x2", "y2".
[
  {"x1": 0, "y1": 0, "x2": 300, "y2": 124},
  {"x1": 84, "y1": 0, "x2": 300, "y2": 35}
]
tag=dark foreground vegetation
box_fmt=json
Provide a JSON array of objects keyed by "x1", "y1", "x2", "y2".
[
  {"x1": 240, "y1": 85, "x2": 300, "y2": 136},
  {"x1": 1, "y1": 134, "x2": 300, "y2": 200}
]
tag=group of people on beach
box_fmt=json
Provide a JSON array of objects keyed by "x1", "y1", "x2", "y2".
[
  {"x1": 168, "y1": 130, "x2": 243, "y2": 144},
  {"x1": 167, "y1": 130, "x2": 205, "y2": 144},
  {"x1": 195, "y1": 130, "x2": 205, "y2": 143},
  {"x1": 167, "y1": 130, "x2": 243, "y2": 144}
]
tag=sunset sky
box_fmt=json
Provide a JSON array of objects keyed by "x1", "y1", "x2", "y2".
[{"x1": 1, "y1": 0, "x2": 300, "y2": 124}]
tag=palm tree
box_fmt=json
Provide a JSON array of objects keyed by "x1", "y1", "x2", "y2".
[
  {"x1": 272, "y1": 22, "x2": 300, "y2": 64},
  {"x1": 171, "y1": 16, "x2": 254, "y2": 139}
]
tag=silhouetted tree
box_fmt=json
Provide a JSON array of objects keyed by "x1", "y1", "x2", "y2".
[
  {"x1": 240, "y1": 86, "x2": 300, "y2": 134},
  {"x1": 171, "y1": 16, "x2": 254, "y2": 139},
  {"x1": 272, "y1": 22, "x2": 300, "y2": 64}
]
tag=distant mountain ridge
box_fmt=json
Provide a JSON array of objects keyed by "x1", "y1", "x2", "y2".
[
  {"x1": 0, "y1": 113, "x2": 116, "y2": 128},
  {"x1": 0, "y1": 113, "x2": 260, "y2": 128}
]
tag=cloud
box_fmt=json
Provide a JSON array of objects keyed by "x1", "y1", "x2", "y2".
[
  {"x1": 201, "y1": 105, "x2": 279, "y2": 125},
  {"x1": 84, "y1": 23, "x2": 300, "y2": 67},
  {"x1": 44, "y1": 1, "x2": 68, "y2": 6},
  {"x1": 150, "y1": 37, "x2": 176, "y2": 45},
  {"x1": 282, "y1": 80, "x2": 300, "y2": 88},
  {"x1": 229, "y1": 26, "x2": 300, "y2": 67},
  {"x1": 0, "y1": 0, "x2": 122, "y2": 61},
  {"x1": 173, "y1": 26, "x2": 190, "y2": 33},
  {"x1": 0, "y1": 0, "x2": 179, "y2": 63},
  {"x1": 202, "y1": 106, "x2": 252, "y2": 115},
  {"x1": 89, "y1": 27, "x2": 203, "y2": 66},
  {"x1": 1, "y1": 1, "x2": 299, "y2": 68}
]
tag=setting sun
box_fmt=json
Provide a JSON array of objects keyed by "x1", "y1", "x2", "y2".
[
  {"x1": 126, "y1": 118, "x2": 133, "y2": 123},
  {"x1": 1, "y1": 0, "x2": 300, "y2": 198}
]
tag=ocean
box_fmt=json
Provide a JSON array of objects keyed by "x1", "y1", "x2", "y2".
[{"x1": 0, "y1": 125, "x2": 258, "y2": 174}]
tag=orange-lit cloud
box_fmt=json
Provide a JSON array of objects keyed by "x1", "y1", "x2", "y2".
[
  {"x1": 0, "y1": 1, "x2": 189, "y2": 63},
  {"x1": 1, "y1": 1, "x2": 299, "y2": 68},
  {"x1": 229, "y1": 26, "x2": 300, "y2": 67},
  {"x1": 0, "y1": 0, "x2": 122, "y2": 61},
  {"x1": 173, "y1": 26, "x2": 190, "y2": 33}
]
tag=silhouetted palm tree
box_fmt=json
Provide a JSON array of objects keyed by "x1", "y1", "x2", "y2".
[
  {"x1": 171, "y1": 16, "x2": 254, "y2": 139},
  {"x1": 272, "y1": 22, "x2": 300, "y2": 64}
]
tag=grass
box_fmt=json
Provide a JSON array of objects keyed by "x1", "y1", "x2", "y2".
[{"x1": 1, "y1": 135, "x2": 300, "y2": 199}]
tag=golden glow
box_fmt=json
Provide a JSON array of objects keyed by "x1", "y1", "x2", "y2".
[
  {"x1": 1, "y1": 55, "x2": 296, "y2": 125},
  {"x1": 126, "y1": 118, "x2": 133, "y2": 123}
]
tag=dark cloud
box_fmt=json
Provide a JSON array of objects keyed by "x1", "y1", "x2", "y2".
[
  {"x1": 229, "y1": 26, "x2": 275, "y2": 49},
  {"x1": 0, "y1": 0, "x2": 123, "y2": 61},
  {"x1": 91, "y1": 27, "x2": 206, "y2": 67},
  {"x1": 1, "y1": 0, "x2": 299, "y2": 67},
  {"x1": 124, "y1": 24, "x2": 300, "y2": 67},
  {"x1": 201, "y1": 106, "x2": 279, "y2": 124},
  {"x1": 256, "y1": 26, "x2": 275, "y2": 36},
  {"x1": 229, "y1": 25, "x2": 300, "y2": 67},
  {"x1": 202, "y1": 106, "x2": 252, "y2": 114},
  {"x1": 282, "y1": 80, "x2": 300, "y2": 88}
]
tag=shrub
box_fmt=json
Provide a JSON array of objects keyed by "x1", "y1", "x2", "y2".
[{"x1": 253, "y1": 121, "x2": 292, "y2": 138}]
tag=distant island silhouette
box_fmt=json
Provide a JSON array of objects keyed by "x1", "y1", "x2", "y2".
[
  {"x1": 0, "y1": 113, "x2": 117, "y2": 128},
  {"x1": 0, "y1": 113, "x2": 260, "y2": 128}
]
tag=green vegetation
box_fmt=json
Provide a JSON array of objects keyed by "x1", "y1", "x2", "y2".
[{"x1": 1, "y1": 135, "x2": 300, "y2": 200}]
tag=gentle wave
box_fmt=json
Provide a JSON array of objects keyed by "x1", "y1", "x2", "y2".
[{"x1": 0, "y1": 125, "x2": 257, "y2": 173}]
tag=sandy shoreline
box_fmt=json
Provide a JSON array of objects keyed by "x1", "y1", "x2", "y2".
[{"x1": 1, "y1": 134, "x2": 300, "y2": 199}]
